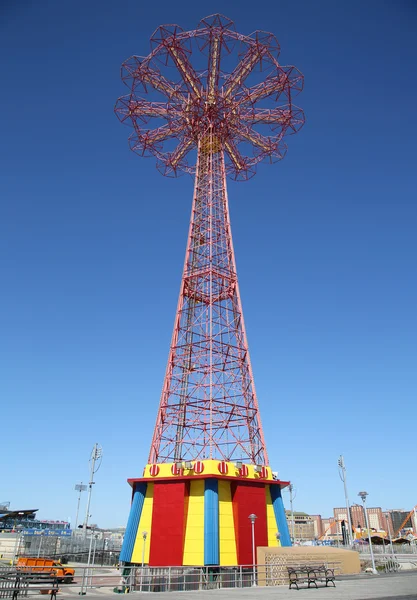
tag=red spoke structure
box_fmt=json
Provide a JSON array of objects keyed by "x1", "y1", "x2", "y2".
[{"x1": 116, "y1": 14, "x2": 304, "y2": 567}]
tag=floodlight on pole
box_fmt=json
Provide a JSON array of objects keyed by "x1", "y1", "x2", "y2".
[
  {"x1": 358, "y1": 491, "x2": 377, "y2": 575},
  {"x1": 338, "y1": 455, "x2": 353, "y2": 545},
  {"x1": 83, "y1": 443, "x2": 103, "y2": 536},
  {"x1": 74, "y1": 482, "x2": 87, "y2": 530}
]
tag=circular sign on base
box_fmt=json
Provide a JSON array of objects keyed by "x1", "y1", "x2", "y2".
[
  {"x1": 194, "y1": 461, "x2": 204, "y2": 474},
  {"x1": 239, "y1": 464, "x2": 249, "y2": 477},
  {"x1": 149, "y1": 464, "x2": 160, "y2": 477},
  {"x1": 218, "y1": 461, "x2": 228, "y2": 475},
  {"x1": 260, "y1": 466, "x2": 268, "y2": 478}
]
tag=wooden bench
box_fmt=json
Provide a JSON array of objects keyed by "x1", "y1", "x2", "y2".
[
  {"x1": 0, "y1": 573, "x2": 60, "y2": 600},
  {"x1": 287, "y1": 564, "x2": 336, "y2": 590}
]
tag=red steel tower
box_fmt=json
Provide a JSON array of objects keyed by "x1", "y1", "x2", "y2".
[{"x1": 116, "y1": 14, "x2": 304, "y2": 568}]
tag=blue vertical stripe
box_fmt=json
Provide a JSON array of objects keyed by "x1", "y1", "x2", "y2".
[
  {"x1": 270, "y1": 485, "x2": 292, "y2": 547},
  {"x1": 119, "y1": 483, "x2": 147, "y2": 562},
  {"x1": 204, "y1": 479, "x2": 219, "y2": 565}
]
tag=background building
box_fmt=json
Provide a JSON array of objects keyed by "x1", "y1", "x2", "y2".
[
  {"x1": 310, "y1": 515, "x2": 323, "y2": 539},
  {"x1": 384, "y1": 509, "x2": 414, "y2": 537},
  {"x1": 285, "y1": 511, "x2": 315, "y2": 541}
]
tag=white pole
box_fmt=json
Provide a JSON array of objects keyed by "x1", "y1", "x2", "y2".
[
  {"x1": 140, "y1": 532, "x2": 147, "y2": 592},
  {"x1": 359, "y1": 492, "x2": 377, "y2": 575},
  {"x1": 248, "y1": 514, "x2": 257, "y2": 587},
  {"x1": 80, "y1": 533, "x2": 94, "y2": 595},
  {"x1": 338, "y1": 456, "x2": 353, "y2": 545},
  {"x1": 83, "y1": 444, "x2": 102, "y2": 536},
  {"x1": 37, "y1": 533, "x2": 43, "y2": 558}
]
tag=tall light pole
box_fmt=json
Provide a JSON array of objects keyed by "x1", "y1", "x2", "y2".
[
  {"x1": 83, "y1": 443, "x2": 103, "y2": 536},
  {"x1": 74, "y1": 483, "x2": 87, "y2": 530},
  {"x1": 358, "y1": 491, "x2": 377, "y2": 575},
  {"x1": 338, "y1": 456, "x2": 353, "y2": 545},
  {"x1": 248, "y1": 514, "x2": 257, "y2": 587}
]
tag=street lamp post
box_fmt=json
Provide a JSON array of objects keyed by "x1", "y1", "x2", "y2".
[
  {"x1": 358, "y1": 491, "x2": 377, "y2": 574},
  {"x1": 275, "y1": 532, "x2": 280, "y2": 546},
  {"x1": 140, "y1": 531, "x2": 148, "y2": 592},
  {"x1": 248, "y1": 514, "x2": 257, "y2": 587}
]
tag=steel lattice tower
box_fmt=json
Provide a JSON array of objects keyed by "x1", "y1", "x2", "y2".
[{"x1": 116, "y1": 14, "x2": 304, "y2": 567}]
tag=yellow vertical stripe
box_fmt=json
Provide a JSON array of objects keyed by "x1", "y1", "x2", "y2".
[
  {"x1": 183, "y1": 480, "x2": 205, "y2": 565},
  {"x1": 218, "y1": 480, "x2": 238, "y2": 565},
  {"x1": 266, "y1": 486, "x2": 280, "y2": 547},
  {"x1": 131, "y1": 483, "x2": 154, "y2": 564}
]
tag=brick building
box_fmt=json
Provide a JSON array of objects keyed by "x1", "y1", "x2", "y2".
[{"x1": 310, "y1": 514, "x2": 324, "y2": 539}]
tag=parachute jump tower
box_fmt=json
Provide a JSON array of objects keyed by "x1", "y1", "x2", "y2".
[{"x1": 116, "y1": 14, "x2": 304, "y2": 567}]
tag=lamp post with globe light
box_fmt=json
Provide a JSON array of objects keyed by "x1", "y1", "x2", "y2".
[
  {"x1": 248, "y1": 514, "x2": 257, "y2": 586},
  {"x1": 140, "y1": 532, "x2": 148, "y2": 592},
  {"x1": 358, "y1": 491, "x2": 377, "y2": 574}
]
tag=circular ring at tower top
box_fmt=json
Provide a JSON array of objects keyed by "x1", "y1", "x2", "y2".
[{"x1": 115, "y1": 14, "x2": 304, "y2": 181}]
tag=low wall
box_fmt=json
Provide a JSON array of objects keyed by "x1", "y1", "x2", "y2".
[{"x1": 257, "y1": 545, "x2": 361, "y2": 586}]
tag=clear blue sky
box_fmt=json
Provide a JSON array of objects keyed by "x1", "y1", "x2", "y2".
[{"x1": 1, "y1": 0, "x2": 416, "y2": 529}]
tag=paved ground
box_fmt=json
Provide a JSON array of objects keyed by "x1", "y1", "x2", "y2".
[{"x1": 60, "y1": 571, "x2": 417, "y2": 600}]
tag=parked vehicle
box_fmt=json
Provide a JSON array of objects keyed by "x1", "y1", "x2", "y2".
[{"x1": 16, "y1": 558, "x2": 75, "y2": 583}]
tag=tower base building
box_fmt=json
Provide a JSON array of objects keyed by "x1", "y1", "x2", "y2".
[{"x1": 120, "y1": 461, "x2": 290, "y2": 566}]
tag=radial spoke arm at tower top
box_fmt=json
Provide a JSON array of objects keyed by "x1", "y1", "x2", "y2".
[
  {"x1": 240, "y1": 66, "x2": 304, "y2": 105},
  {"x1": 144, "y1": 124, "x2": 186, "y2": 145},
  {"x1": 122, "y1": 57, "x2": 180, "y2": 99},
  {"x1": 224, "y1": 140, "x2": 245, "y2": 172},
  {"x1": 168, "y1": 139, "x2": 195, "y2": 170},
  {"x1": 231, "y1": 125, "x2": 276, "y2": 153},
  {"x1": 115, "y1": 97, "x2": 170, "y2": 122},
  {"x1": 207, "y1": 35, "x2": 221, "y2": 104},
  {"x1": 165, "y1": 41, "x2": 201, "y2": 98},
  {"x1": 223, "y1": 43, "x2": 269, "y2": 99}
]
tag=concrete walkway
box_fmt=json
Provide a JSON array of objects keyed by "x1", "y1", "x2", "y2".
[{"x1": 61, "y1": 571, "x2": 417, "y2": 600}]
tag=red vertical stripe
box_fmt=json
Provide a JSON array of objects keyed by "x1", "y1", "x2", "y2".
[
  {"x1": 231, "y1": 482, "x2": 268, "y2": 565},
  {"x1": 149, "y1": 482, "x2": 188, "y2": 566}
]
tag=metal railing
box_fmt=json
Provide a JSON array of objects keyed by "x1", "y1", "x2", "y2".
[{"x1": 0, "y1": 564, "x2": 293, "y2": 595}]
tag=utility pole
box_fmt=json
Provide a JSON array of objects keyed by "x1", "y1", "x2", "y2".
[
  {"x1": 338, "y1": 455, "x2": 353, "y2": 545},
  {"x1": 83, "y1": 444, "x2": 103, "y2": 536}
]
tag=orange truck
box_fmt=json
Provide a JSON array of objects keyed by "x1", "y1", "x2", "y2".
[{"x1": 16, "y1": 558, "x2": 75, "y2": 583}]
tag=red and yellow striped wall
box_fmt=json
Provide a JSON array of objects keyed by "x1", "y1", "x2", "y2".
[{"x1": 120, "y1": 460, "x2": 291, "y2": 566}]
